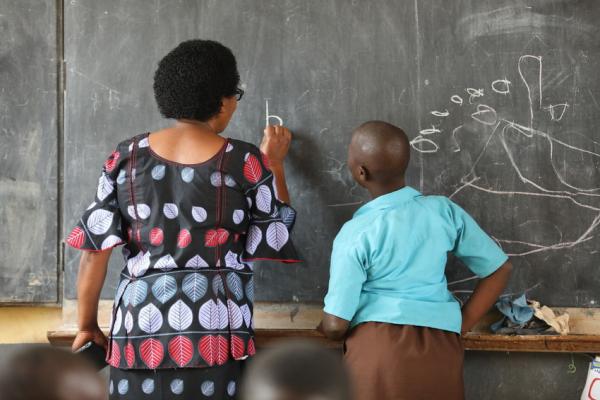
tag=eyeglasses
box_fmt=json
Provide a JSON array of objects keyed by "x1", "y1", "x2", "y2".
[{"x1": 234, "y1": 88, "x2": 244, "y2": 101}]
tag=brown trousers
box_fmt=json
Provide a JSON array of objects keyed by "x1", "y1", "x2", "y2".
[{"x1": 344, "y1": 323, "x2": 464, "y2": 400}]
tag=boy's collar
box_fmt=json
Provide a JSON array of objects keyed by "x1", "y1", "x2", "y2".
[{"x1": 354, "y1": 186, "x2": 421, "y2": 217}]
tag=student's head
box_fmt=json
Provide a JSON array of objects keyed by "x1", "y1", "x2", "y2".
[
  {"x1": 153, "y1": 39, "x2": 242, "y2": 132},
  {"x1": 0, "y1": 346, "x2": 106, "y2": 400},
  {"x1": 240, "y1": 341, "x2": 351, "y2": 400},
  {"x1": 348, "y1": 121, "x2": 410, "y2": 194}
]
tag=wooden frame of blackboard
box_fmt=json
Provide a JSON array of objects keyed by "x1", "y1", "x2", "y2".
[{"x1": 47, "y1": 301, "x2": 600, "y2": 353}]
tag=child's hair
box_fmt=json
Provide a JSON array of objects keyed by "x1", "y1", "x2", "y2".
[
  {"x1": 0, "y1": 346, "x2": 105, "y2": 400},
  {"x1": 240, "y1": 340, "x2": 351, "y2": 400}
]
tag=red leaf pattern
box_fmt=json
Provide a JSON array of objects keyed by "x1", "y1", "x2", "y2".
[
  {"x1": 150, "y1": 227, "x2": 164, "y2": 246},
  {"x1": 109, "y1": 341, "x2": 120, "y2": 367},
  {"x1": 243, "y1": 153, "x2": 263, "y2": 184},
  {"x1": 139, "y1": 338, "x2": 164, "y2": 369},
  {"x1": 198, "y1": 335, "x2": 229, "y2": 366},
  {"x1": 247, "y1": 338, "x2": 256, "y2": 356},
  {"x1": 177, "y1": 229, "x2": 192, "y2": 248},
  {"x1": 124, "y1": 342, "x2": 135, "y2": 368},
  {"x1": 104, "y1": 151, "x2": 120, "y2": 172},
  {"x1": 204, "y1": 229, "x2": 229, "y2": 247},
  {"x1": 66, "y1": 226, "x2": 85, "y2": 248},
  {"x1": 231, "y1": 335, "x2": 245, "y2": 359},
  {"x1": 168, "y1": 336, "x2": 194, "y2": 367}
]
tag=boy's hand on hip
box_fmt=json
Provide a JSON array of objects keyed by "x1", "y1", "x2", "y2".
[{"x1": 261, "y1": 124, "x2": 292, "y2": 166}]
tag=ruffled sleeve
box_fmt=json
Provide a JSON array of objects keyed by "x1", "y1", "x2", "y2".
[
  {"x1": 65, "y1": 146, "x2": 127, "y2": 251},
  {"x1": 240, "y1": 146, "x2": 300, "y2": 263}
]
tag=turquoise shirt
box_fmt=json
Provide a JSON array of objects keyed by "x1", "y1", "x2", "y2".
[{"x1": 323, "y1": 186, "x2": 508, "y2": 334}]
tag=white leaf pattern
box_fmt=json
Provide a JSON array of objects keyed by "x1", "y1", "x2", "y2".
[
  {"x1": 212, "y1": 276, "x2": 224, "y2": 296},
  {"x1": 168, "y1": 300, "x2": 193, "y2": 331},
  {"x1": 124, "y1": 311, "x2": 133, "y2": 333},
  {"x1": 245, "y1": 225, "x2": 262, "y2": 255},
  {"x1": 181, "y1": 167, "x2": 194, "y2": 183},
  {"x1": 114, "y1": 279, "x2": 128, "y2": 303},
  {"x1": 255, "y1": 185, "x2": 272, "y2": 213},
  {"x1": 86, "y1": 202, "x2": 97, "y2": 210},
  {"x1": 151, "y1": 165, "x2": 165, "y2": 180},
  {"x1": 210, "y1": 172, "x2": 222, "y2": 187},
  {"x1": 116, "y1": 169, "x2": 126, "y2": 185},
  {"x1": 128, "y1": 280, "x2": 148, "y2": 307},
  {"x1": 240, "y1": 304, "x2": 252, "y2": 327},
  {"x1": 185, "y1": 255, "x2": 208, "y2": 269},
  {"x1": 225, "y1": 250, "x2": 243, "y2": 270},
  {"x1": 232, "y1": 209, "x2": 244, "y2": 224},
  {"x1": 127, "y1": 251, "x2": 151, "y2": 277},
  {"x1": 154, "y1": 254, "x2": 177, "y2": 271},
  {"x1": 191, "y1": 207, "x2": 207, "y2": 223},
  {"x1": 127, "y1": 204, "x2": 151, "y2": 220},
  {"x1": 226, "y1": 273, "x2": 244, "y2": 301},
  {"x1": 101, "y1": 235, "x2": 122, "y2": 250},
  {"x1": 87, "y1": 209, "x2": 113, "y2": 235},
  {"x1": 266, "y1": 222, "x2": 289, "y2": 251},
  {"x1": 224, "y1": 174, "x2": 237, "y2": 188},
  {"x1": 226, "y1": 143, "x2": 233, "y2": 152},
  {"x1": 138, "y1": 137, "x2": 149, "y2": 148},
  {"x1": 228, "y1": 300, "x2": 243, "y2": 329},
  {"x1": 280, "y1": 205, "x2": 296, "y2": 228},
  {"x1": 163, "y1": 203, "x2": 178, "y2": 219},
  {"x1": 138, "y1": 303, "x2": 163, "y2": 333},
  {"x1": 182, "y1": 273, "x2": 208, "y2": 302},
  {"x1": 151, "y1": 274, "x2": 177, "y2": 303},
  {"x1": 96, "y1": 173, "x2": 114, "y2": 201},
  {"x1": 198, "y1": 299, "x2": 228, "y2": 330}
]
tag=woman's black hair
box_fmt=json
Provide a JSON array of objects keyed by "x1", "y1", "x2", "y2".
[{"x1": 153, "y1": 39, "x2": 240, "y2": 122}]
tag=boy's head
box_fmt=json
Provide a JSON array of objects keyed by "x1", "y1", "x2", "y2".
[
  {"x1": 0, "y1": 346, "x2": 106, "y2": 400},
  {"x1": 240, "y1": 341, "x2": 351, "y2": 400},
  {"x1": 348, "y1": 121, "x2": 410, "y2": 194}
]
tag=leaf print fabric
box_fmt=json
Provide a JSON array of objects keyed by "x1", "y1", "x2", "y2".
[{"x1": 66, "y1": 134, "x2": 299, "y2": 369}]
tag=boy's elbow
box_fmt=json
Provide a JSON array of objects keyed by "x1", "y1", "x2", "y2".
[{"x1": 321, "y1": 314, "x2": 350, "y2": 340}]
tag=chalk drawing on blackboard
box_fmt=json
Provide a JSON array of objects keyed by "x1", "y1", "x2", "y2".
[
  {"x1": 491, "y1": 78, "x2": 511, "y2": 95},
  {"x1": 265, "y1": 99, "x2": 283, "y2": 126},
  {"x1": 544, "y1": 103, "x2": 569, "y2": 121},
  {"x1": 412, "y1": 54, "x2": 600, "y2": 295},
  {"x1": 430, "y1": 110, "x2": 450, "y2": 117},
  {"x1": 450, "y1": 95, "x2": 464, "y2": 105},
  {"x1": 466, "y1": 87, "x2": 484, "y2": 103},
  {"x1": 419, "y1": 125, "x2": 441, "y2": 135}
]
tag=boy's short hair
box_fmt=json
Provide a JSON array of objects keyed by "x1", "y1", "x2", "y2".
[
  {"x1": 0, "y1": 346, "x2": 105, "y2": 400},
  {"x1": 240, "y1": 340, "x2": 351, "y2": 400},
  {"x1": 153, "y1": 39, "x2": 240, "y2": 122}
]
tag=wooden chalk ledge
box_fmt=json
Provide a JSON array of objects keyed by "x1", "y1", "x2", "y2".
[
  {"x1": 47, "y1": 329, "x2": 600, "y2": 353},
  {"x1": 48, "y1": 302, "x2": 600, "y2": 353}
]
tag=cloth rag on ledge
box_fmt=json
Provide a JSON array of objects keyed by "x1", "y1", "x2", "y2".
[{"x1": 490, "y1": 293, "x2": 569, "y2": 335}]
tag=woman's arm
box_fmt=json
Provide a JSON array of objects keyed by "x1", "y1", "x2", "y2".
[
  {"x1": 71, "y1": 249, "x2": 112, "y2": 351},
  {"x1": 461, "y1": 260, "x2": 513, "y2": 334},
  {"x1": 260, "y1": 125, "x2": 292, "y2": 204}
]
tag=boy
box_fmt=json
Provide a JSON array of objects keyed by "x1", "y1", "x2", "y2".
[
  {"x1": 240, "y1": 341, "x2": 351, "y2": 400},
  {"x1": 318, "y1": 121, "x2": 512, "y2": 400}
]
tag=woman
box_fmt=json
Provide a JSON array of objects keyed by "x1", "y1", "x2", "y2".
[{"x1": 67, "y1": 39, "x2": 299, "y2": 399}]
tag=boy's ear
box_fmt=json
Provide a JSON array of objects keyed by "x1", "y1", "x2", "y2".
[{"x1": 358, "y1": 165, "x2": 369, "y2": 182}]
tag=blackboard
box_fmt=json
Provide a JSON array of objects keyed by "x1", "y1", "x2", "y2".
[
  {"x1": 63, "y1": 0, "x2": 600, "y2": 306},
  {"x1": 0, "y1": 0, "x2": 58, "y2": 302}
]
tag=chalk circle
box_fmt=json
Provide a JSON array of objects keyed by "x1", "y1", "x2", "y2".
[
  {"x1": 410, "y1": 136, "x2": 439, "y2": 154},
  {"x1": 471, "y1": 104, "x2": 497, "y2": 126}
]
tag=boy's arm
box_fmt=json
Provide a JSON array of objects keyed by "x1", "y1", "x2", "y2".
[
  {"x1": 318, "y1": 313, "x2": 350, "y2": 340},
  {"x1": 460, "y1": 260, "x2": 512, "y2": 334}
]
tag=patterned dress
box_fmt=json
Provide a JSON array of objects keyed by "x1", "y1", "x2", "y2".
[{"x1": 66, "y1": 133, "x2": 299, "y2": 399}]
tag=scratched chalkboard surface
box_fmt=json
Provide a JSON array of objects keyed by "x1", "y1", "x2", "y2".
[
  {"x1": 63, "y1": 1, "x2": 600, "y2": 306},
  {"x1": 0, "y1": 0, "x2": 58, "y2": 302}
]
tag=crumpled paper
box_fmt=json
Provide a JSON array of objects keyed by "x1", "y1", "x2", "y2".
[{"x1": 529, "y1": 300, "x2": 570, "y2": 335}]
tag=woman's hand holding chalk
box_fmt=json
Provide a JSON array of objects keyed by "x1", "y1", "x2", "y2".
[{"x1": 261, "y1": 125, "x2": 292, "y2": 166}]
